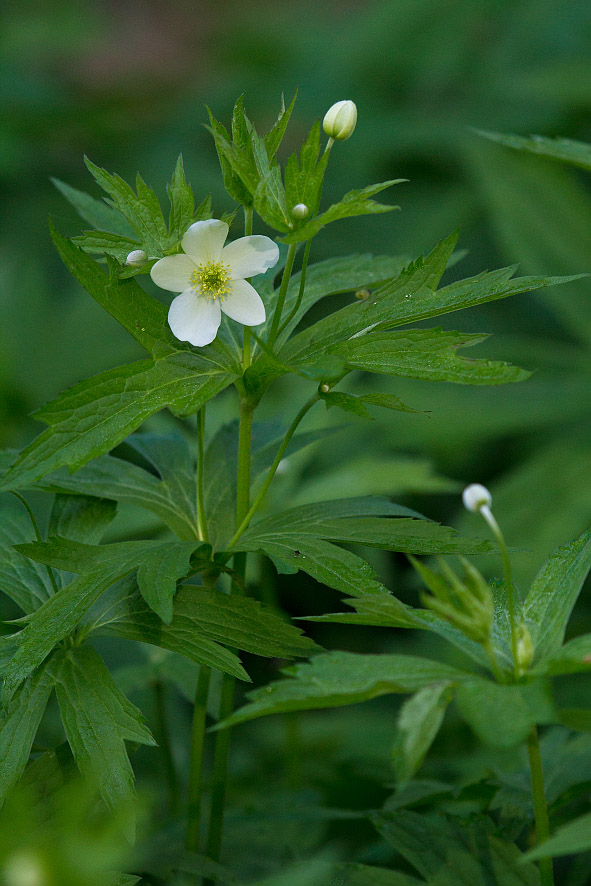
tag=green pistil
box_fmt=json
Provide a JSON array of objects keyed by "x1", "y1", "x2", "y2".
[{"x1": 191, "y1": 261, "x2": 232, "y2": 300}]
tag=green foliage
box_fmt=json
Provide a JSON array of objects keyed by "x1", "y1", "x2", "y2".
[
  {"x1": 478, "y1": 130, "x2": 591, "y2": 172},
  {"x1": 392, "y1": 683, "x2": 453, "y2": 785}
]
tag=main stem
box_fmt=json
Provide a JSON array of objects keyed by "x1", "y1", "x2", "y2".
[
  {"x1": 204, "y1": 397, "x2": 253, "y2": 872},
  {"x1": 527, "y1": 726, "x2": 554, "y2": 886}
]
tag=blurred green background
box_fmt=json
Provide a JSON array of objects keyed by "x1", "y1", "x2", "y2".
[{"x1": 2, "y1": 0, "x2": 591, "y2": 878}]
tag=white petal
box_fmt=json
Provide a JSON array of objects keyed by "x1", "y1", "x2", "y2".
[
  {"x1": 150, "y1": 255, "x2": 196, "y2": 292},
  {"x1": 221, "y1": 279, "x2": 266, "y2": 326},
  {"x1": 168, "y1": 290, "x2": 222, "y2": 347},
  {"x1": 182, "y1": 219, "x2": 229, "y2": 263},
  {"x1": 221, "y1": 235, "x2": 280, "y2": 279}
]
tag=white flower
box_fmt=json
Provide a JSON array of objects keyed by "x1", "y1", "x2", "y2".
[
  {"x1": 150, "y1": 219, "x2": 279, "y2": 347},
  {"x1": 323, "y1": 100, "x2": 357, "y2": 141},
  {"x1": 462, "y1": 483, "x2": 492, "y2": 513}
]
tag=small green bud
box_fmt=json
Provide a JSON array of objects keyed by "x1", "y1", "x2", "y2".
[
  {"x1": 125, "y1": 249, "x2": 148, "y2": 267},
  {"x1": 516, "y1": 622, "x2": 534, "y2": 675},
  {"x1": 323, "y1": 100, "x2": 357, "y2": 141},
  {"x1": 320, "y1": 383, "x2": 331, "y2": 393},
  {"x1": 355, "y1": 289, "x2": 371, "y2": 300},
  {"x1": 292, "y1": 203, "x2": 309, "y2": 219}
]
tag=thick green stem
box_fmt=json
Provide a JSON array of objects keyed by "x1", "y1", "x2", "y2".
[
  {"x1": 527, "y1": 726, "x2": 554, "y2": 886},
  {"x1": 153, "y1": 679, "x2": 179, "y2": 815},
  {"x1": 204, "y1": 396, "x2": 254, "y2": 873},
  {"x1": 267, "y1": 242, "x2": 298, "y2": 348},
  {"x1": 481, "y1": 506, "x2": 519, "y2": 676},
  {"x1": 196, "y1": 407, "x2": 209, "y2": 544},
  {"x1": 186, "y1": 666, "x2": 211, "y2": 852},
  {"x1": 228, "y1": 392, "x2": 320, "y2": 548}
]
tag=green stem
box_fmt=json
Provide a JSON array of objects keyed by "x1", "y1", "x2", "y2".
[
  {"x1": 186, "y1": 666, "x2": 211, "y2": 852},
  {"x1": 481, "y1": 506, "x2": 519, "y2": 676},
  {"x1": 204, "y1": 396, "x2": 254, "y2": 873},
  {"x1": 228, "y1": 392, "x2": 320, "y2": 548},
  {"x1": 10, "y1": 491, "x2": 59, "y2": 594},
  {"x1": 278, "y1": 239, "x2": 312, "y2": 338},
  {"x1": 267, "y1": 242, "x2": 298, "y2": 348},
  {"x1": 527, "y1": 725, "x2": 554, "y2": 886},
  {"x1": 152, "y1": 680, "x2": 179, "y2": 815},
  {"x1": 196, "y1": 407, "x2": 209, "y2": 544},
  {"x1": 484, "y1": 638, "x2": 505, "y2": 685}
]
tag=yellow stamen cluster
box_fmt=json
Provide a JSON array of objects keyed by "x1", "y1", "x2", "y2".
[{"x1": 190, "y1": 261, "x2": 232, "y2": 301}]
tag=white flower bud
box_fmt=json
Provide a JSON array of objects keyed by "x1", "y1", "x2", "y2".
[
  {"x1": 320, "y1": 383, "x2": 331, "y2": 393},
  {"x1": 3, "y1": 852, "x2": 47, "y2": 886},
  {"x1": 462, "y1": 483, "x2": 492, "y2": 513},
  {"x1": 323, "y1": 100, "x2": 357, "y2": 141},
  {"x1": 292, "y1": 203, "x2": 309, "y2": 219},
  {"x1": 125, "y1": 249, "x2": 148, "y2": 267}
]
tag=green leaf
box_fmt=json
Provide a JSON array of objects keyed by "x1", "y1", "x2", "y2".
[
  {"x1": 206, "y1": 108, "x2": 253, "y2": 206},
  {"x1": 215, "y1": 651, "x2": 473, "y2": 728},
  {"x1": 281, "y1": 180, "x2": 403, "y2": 245},
  {"x1": 455, "y1": 678, "x2": 555, "y2": 746},
  {"x1": 333, "y1": 328, "x2": 530, "y2": 385},
  {"x1": 38, "y1": 441, "x2": 198, "y2": 542},
  {"x1": 321, "y1": 390, "x2": 420, "y2": 418},
  {"x1": 167, "y1": 154, "x2": 195, "y2": 240},
  {"x1": 48, "y1": 494, "x2": 117, "y2": 545},
  {"x1": 0, "y1": 498, "x2": 53, "y2": 613},
  {"x1": 477, "y1": 130, "x2": 591, "y2": 172},
  {"x1": 284, "y1": 120, "x2": 328, "y2": 216},
  {"x1": 0, "y1": 353, "x2": 236, "y2": 491},
  {"x1": 3, "y1": 566, "x2": 136, "y2": 700},
  {"x1": 523, "y1": 811, "x2": 591, "y2": 861},
  {"x1": 281, "y1": 231, "x2": 580, "y2": 369},
  {"x1": 392, "y1": 683, "x2": 453, "y2": 785},
  {"x1": 334, "y1": 865, "x2": 423, "y2": 886},
  {"x1": 88, "y1": 576, "x2": 249, "y2": 680},
  {"x1": 84, "y1": 158, "x2": 169, "y2": 254},
  {"x1": 71, "y1": 230, "x2": 140, "y2": 262},
  {"x1": 533, "y1": 634, "x2": 591, "y2": 676},
  {"x1": 0, "y1": 664, "x2": 55, "y2": 802},
  {"x1": 373, "y1": 811, "x2": 540, "y2": 885},
  {"x1": 50, "y1": 646, "x2": 154, "y2": 820},
  {"x1": 524, "y1": 527, "x2": 591, "y2": 662},
  {"x1": 251, "y1": 129, "x2": 290, "y2": 230},
  {"x1": 263, "y1": 91, "x2": 297, "y2": 158},
  {"x1": 51, "y1": 177, "x2": 135, "y2": 235}
]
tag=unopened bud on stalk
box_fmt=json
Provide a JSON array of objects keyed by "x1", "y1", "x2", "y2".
[
  {"x1": 462, "y1": 483, "x2": 492, "y2": 513},
  {"x1": 516, "y1": 623, "x2": 534, "y2": 675},
  {"x1": 323, "y1": 100, "x2": 357, "y2": 141},
  {"x1": 292, "y1": 203, "x2": 309, "y2": 219},
  {"x1": 125, "y1": 249, "x2": 148, "y2": 267}
]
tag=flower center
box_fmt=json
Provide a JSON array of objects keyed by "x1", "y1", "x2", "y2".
[{"x1": 190, "y1": 261, "x2": 232, "y2": 301}]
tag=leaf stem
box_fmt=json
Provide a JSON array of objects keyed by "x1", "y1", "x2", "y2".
[
  {"x1": 228, "y1": 391, "x2": 320, "y2": 548},
  {"x1": 186, "y1": 665, "x2": 211, "y2": 852},
  {"x1": 527, "y1": 725, "x2": 554, "y2": 886},
  {"x1": 278, "y1": 239, "x2": 312, "y2": 338},
  {"x1": 267, "y1": 242, "x2": 298, "y2": 348},
  {"x1": 481, "y1": 505, "x2": 519, "y2": 677},
  {"x1": 196, "y1": 407, "x2": 209, "y2": 544},
  {"x1": 10, "y1": 491, "x2": 59, "y2": 594},
  {"x1": 152, "y1": 679, "x2": 179, "y2": 815}
]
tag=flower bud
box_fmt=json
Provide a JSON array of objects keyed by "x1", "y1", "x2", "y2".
[
  {"x1": 355, "y1": 289, "x2": 371, "y2": 300},
  {"x1": 3, "y1": 852, "x2": 47, "y2": 886},
  {"x1": 125, "y1": 249, "x2": 148, "y2": 267},
  {"x1": 462, "y1": 483, "x2": 492, "y2": 513},
  {"x1": 323, "y1": 100, "x2": 357, "y2": 141},
  {"x1": 320, "y1": 383, "x2": 331, "y2": 393},
  {"x1": 292, "y1": 203, "x2": 309, "y2": 219},
  {"x1": 516, "y1": 623, "x2": 534, "y2": 675}
]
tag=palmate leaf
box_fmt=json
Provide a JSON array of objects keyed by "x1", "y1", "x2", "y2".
[
  {"x1": 48, "y1": 646, "x2": 154, "y2": 824},
  {"x1": 373, "y1": 811, "x2": 540, "y2": 885},
  {"x1": 16, "y1": 535, "x2": 208, "y2": 623},
  {"x1": 94, "y1": 582, "x2": 317, "y2": 663},
  {"x1": 477, "y1": 129, "x2": 591, "y2": 172},
  {"x1": 37, "y1": 438, "x2": 199, "y2": 542},
  {"x1": 215, "y1": 651, "x2": 474, "y2": 729},
  {"x1": 0, "y1": 663, "x2": 55, "y2": 802},
  {"x1": 524, "y1": 526, "x2": 591, "y2": 663},
  {"x1": 234, "y1": 499, "x2": 493, "y2": 595},
  {"x1": 0, "y1": 353, "x2": 236, "y2": 492},
  {"x1": 279, "y1": 230, "x2": 581, "y2": 370},
  {"x1": 332, "y1": 328, "x2": 530, "y2": 385}
]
